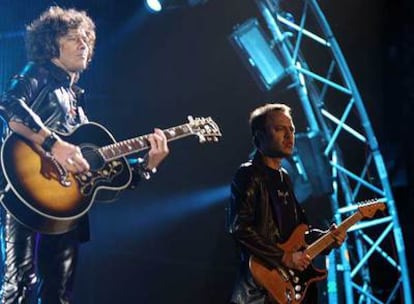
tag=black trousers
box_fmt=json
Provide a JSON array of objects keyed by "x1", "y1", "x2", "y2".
[{"x1": 0, "y1": 209, "x2": 79, "y2": 304}]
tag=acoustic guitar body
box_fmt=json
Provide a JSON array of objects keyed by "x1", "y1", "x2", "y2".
[{"x1": 1, "y1": 123, "x2": 132, "y2": 234}]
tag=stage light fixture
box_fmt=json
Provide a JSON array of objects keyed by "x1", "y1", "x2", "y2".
[
  {"x1": 282, "y1": 132, "x2": 333, "y2": 203},
  {"x1": 145, "y1": 0, "x2": 208, "y2": 13},
  {"x1": 145, "y1": 0, "x2": 162, "y2": 12},
  {"x1": 229, "y1": 18, "x2": 287, "y2": 91}
]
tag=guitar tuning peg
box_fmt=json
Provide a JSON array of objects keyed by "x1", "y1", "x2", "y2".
[
  {"x1": 187, "y1": 115, "x2": 194, "y2": 123},
  {"x1": 198, "y1": 135, "x2": 206, "y2": 143}
]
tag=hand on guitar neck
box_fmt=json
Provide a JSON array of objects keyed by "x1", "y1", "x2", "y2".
[
  {"x1": 144, "y1": 128, "x2": 169, "y2": 171},
  {"x1": 282, "y1": 251, "x2": 311, "y2": 272},
  {"x1": 281, "y1": 224, "x2": 346, "y2": 271},
  {"x1": 329, "y1": 223, "x2": 347, "y2": 248}
]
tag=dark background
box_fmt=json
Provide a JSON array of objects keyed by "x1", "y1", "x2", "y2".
[{"x1": 0, "y1": 0, "x2": 413, "y2": 303}]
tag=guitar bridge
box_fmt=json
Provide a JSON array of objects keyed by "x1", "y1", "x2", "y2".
[{"x1": 46, "y1": 154, "x2": 72, "y2": 187}]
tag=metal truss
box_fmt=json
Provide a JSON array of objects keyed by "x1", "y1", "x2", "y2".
[{"x1": 252, "y1": 0, "x2": 412, "y2": 303}]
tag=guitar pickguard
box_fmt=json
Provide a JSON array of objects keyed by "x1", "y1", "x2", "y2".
[
  {"x1": 285, "y1": 268, "x2": 311, "y2": 302},
  {"x1": 75, "y1": 159, "x2": 125, "y2": 196}
]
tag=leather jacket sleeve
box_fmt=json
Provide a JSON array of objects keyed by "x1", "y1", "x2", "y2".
[
  {"x1": 228, "y1": 165, "x2": 285, "y2": 269},
  {"x1": 0, "y1": 67, "x2": 46, "y2": 132}
]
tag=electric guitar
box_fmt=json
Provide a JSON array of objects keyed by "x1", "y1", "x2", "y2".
[
  {"x1": 249, "y1": 200, "x2": 386, "y2": 304},
  {"x1": 0, "y1": 116, "x2": 221, "y2": 234}
]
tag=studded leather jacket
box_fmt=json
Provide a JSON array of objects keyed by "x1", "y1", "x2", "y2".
[{"x1": 228, "y1": 151, "x2": 308, "y2": 303}]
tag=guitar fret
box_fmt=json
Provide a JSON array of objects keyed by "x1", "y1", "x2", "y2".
[
  {"x1": 165, "y1": 125, "x2": 189, "y2": 140},
  {"x1": 136, "y1": 138, "x2": 146, "y2": 148},
  {"x1": 125, "y1": 140, "x2": 132, "y2": 150},
  {"x1": 116, "y1": 143, "x2": 124, "y2": 154},
  {"x1": 165, "y1": 128, "x2": 177, "y2": 138}
]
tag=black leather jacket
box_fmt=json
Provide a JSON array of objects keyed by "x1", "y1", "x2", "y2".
[
  {"x1": 0, "y1": 61, "x2": 88, "y2": 134},
  {"x1": 228, "y1": 152, "x2": 308, "y2": 303}
]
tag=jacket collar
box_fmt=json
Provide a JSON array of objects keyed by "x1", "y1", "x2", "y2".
[
  {"x1": 252, "y1": 150, "x2": 287, "y2": 176},
  {"x1": 251, "y1": 150, "x2": 269, "y2": 175},
  {"x1": 43, "y1": 61, "x2": 73, "y2": 87}
]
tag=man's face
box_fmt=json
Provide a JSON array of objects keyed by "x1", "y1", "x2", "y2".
[
  {"x1": 54, "y1": 28, "x2": 89, "y2": 73},
  {"x1": 258, "y1": 111, "x2": 295, "y2": 158}
]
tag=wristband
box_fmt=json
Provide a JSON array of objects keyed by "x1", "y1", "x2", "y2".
[{"x1": 41, "y1": 132, "x2": 59, "y2": 152}]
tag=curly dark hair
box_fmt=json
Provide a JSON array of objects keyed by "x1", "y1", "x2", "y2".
[{"x1": 25, "y1": 6, "x2": 96, "y2": 64}]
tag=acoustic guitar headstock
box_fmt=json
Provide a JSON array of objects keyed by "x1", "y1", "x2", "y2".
[{"x1": 187, "y1": 116, "x2": 222, "y2": 143}]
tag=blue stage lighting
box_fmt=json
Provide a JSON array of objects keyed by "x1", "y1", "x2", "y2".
[
  {"x1": 230, "y1": 18, "x2": 287, "y2": 91},
  {"x1": 96, "y1": 184, "x2": 229, "y2": 245},
  {"x1": 145, "y1": 0, "x2": 208, "y2": 13},
  {"x1": 145, "y1": 0, "x2": 162, "y2": 12}
]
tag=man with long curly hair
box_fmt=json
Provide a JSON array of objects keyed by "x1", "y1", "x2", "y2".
[{"x1": 0, "y1": 6, "x2": 169, "y2": 303}]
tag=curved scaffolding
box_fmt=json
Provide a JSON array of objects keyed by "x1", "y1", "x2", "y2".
[{"x1": 232, "y1": 0, "x2": 412, "y2": 302}]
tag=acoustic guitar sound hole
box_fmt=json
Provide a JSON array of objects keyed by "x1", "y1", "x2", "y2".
[{"x1": 80, "y1": 145, "x2": 105, "y2": 171}]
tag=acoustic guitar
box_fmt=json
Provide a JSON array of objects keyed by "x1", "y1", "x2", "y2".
[
  {"x1": 249, "y1": 200, "x2": 386, "y2": 303},
  {"x1": 0, "y1": 116, "x2": 221, "y2": 234}
]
